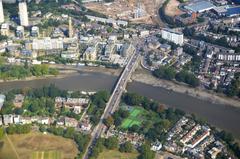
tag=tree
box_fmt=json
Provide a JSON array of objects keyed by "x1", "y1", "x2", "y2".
[
  {"x1": 14, "y1": 107, "x2": 24, "y2": 115},
  {"x1": 64, "y1": 127, "x2": 75, "y2": 139},
  {"x1": 138, "y1": 143, "x2": 155, "y2": 159},
  {"x1": 152, "y1": 66, "x2": 176, "y2": 80},
  {"x1": 226, "y1": 79, "x2": 240, "y2": 97},
  {"x1": 103, "y1": 116, "x2": 114, "y2": 127},
  {"x1": 104, "y1": 137, "x2": 119, "y2": 150},
  {"x1": 90, "y1": 138, "x2": 105, "y2": 158},
  {"x1": 119, "y1": 141, "x2": 134, "y2": 153},
  {"x1": 175, "y1": 70, "x2": 199, "y2": 87},
  {"x1": 0, "y1": 101, "x2": 14, "y2": 114},
  {"x1": 123, "y1": 93, "x2": 143, "y2": 106}
]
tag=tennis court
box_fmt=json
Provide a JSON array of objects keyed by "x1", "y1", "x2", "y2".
[{"x1": 121, "y1": 107, "x2": 144, "y2": 129}]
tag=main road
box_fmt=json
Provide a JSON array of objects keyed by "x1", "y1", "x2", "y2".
[{"x1": 82, "y1": 45, "x2": 141, "y2": 159}]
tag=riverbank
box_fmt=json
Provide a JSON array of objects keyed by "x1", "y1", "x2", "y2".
[
  {"x1": 131, "y1": 68, "x2": 240, "y2": 108},
  {"x1": 0, "y1": 65, "x2": 122, "y2": 84}
]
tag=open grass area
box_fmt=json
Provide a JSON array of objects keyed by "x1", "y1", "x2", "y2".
[
  {"x1": 32, "y1": 151, "x2": 61, "y2": 159},
  {"x1": 97, "y1": 150, "x2": 138, "y2": 159},
  {"x1": 0, "y1": 132, "x2": 78, "y2": 159},
  {"x1": 121, "y1": 107, "x2": 145, "y2": 129}
]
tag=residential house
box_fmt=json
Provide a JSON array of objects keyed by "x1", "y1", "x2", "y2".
[
  {"x1": 65, "y1": 117, "x2": 78, "y2": 127},
  {"x1": 3, "y1": 114, "x2": 14, "y2": 125},
  {"x1": 13, "y1": 94, "x2": 25, "y2": 108}
]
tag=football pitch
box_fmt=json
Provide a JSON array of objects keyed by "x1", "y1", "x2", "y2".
[{"x1": 121, "y1": 107, "x2": 144, "y2": 129}]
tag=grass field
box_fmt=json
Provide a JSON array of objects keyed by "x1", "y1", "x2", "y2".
[
  {"x1": 0, "y1": 132, "x2": 78, "y2": 159},
  {"x1": 97, "y1": 150, "x2": 138, "y2": 159},
  {"x1": 121, "y1": 107, "x2": 144, "y2": 129},
  {"x1": 32, "y1": 151, "x2": 61, "y2": 159}
]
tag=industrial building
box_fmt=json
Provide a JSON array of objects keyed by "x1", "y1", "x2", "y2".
[{"x1": 185, "y1": 1, "x2": 215, "y2": 13}]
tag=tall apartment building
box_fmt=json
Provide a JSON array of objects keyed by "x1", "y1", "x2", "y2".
[
  {"x1": 19, "y1": 1, "x2": 29, "y2": 26},
  {"x1": 161, "y1": 28, "x2": 184, "y2": 46},
  {"x1": 68, "y1": 17, "x2": 74, "y2": 38},
  {"x1": 0, "y1": 0, "x2": 4, "y2": 23}
]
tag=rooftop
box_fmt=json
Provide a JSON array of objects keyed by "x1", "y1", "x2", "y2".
[
  {"x1": 227, "y1": 6, "x2": 240, "y2": 16},
  {"x1": 185, "y1": 1, "x2": 215, "y2": 13}
]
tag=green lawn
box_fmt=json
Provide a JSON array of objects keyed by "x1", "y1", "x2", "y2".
[
  {"x1": 121, "y1": 107, "x2": 144, "y2": 129},
  {"x1": 98, "y1": 150, "x2": 138, "y2": 159}
]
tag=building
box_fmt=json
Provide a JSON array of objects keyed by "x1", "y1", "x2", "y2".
[
  {"x1": 0, "y1": 0, "x2": 4, "y2": 23},
  {"x1": 83, "y1": 46, "x2": 97, "y2": 61},
  {"x1": 86, "y1": 15, "x2": 128, "y2": 27},
  {"x1": 19, "y1": 1, "x2": 29, "y2": 26},
  {"x1": 81, "y1": 0, "x2": 103, "y2": 3},
  {"x1": 37, "y1": 117, "x2": 50, "y2": 125},
  {"x1": 139, "y1": 30, "x2": 150, "y2": 37},
  {"x1": 13, "y1": 115, "x2": 20, "y2": 124},
  {"x1": 31, "y1": 26, "x2": 39, "y2": 37},
  {"x1": 16, "y1": 26, "x2": 24, "y2": 38},
  {"x1": 68, "y1": 17, "x2": 74, "y2": 38},
  {"x1": 151, "y1": 141, "x2": 162, "y2": 152},
  {"x1": 185, "y1": 1, "x2": 215, "y2": 13},
  {"x1": 3, "y1": 114, "x2": 14, "y2": 125},
  {"x1": 0, "y1": 94, "x2": 5, "y2": 110},
  {"x1": 32, "y1": 37, "x2": 64, "y2": 51},
  {"x1": 64, "y1": 117, "x2": 78, "y2": 127},
  {"x1": 80, "y1": 120, "x2": 92, "y2": 131},
  {"x1": 13, "y1": 94, "x2": 25, "y2": 108},
  {"x1": 61, "y1": 40, "x2": 79, "y2": 60},
  {"x1": 226, "y1": 6, "x2": 240, "y2": 17},
  {"x1": 121, "y1": 43, "x2": 135, "y2": 57},
  {"x1": 19, "y1": 116, "x2": 32, "y2": 124},
  {"x1": 1, "y1": 23, "x2": 9, "y2": 36},
  {"x1": 217, "y1": 53, "x2": 240, "y2": 61},
  {"x1": 65, "y1": 98, "x2": 89, "y2": 107},
  {"x1": 161, "y1": 28, "x2": 184, "y2": 45}
]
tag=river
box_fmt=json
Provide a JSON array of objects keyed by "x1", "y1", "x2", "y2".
[{"x1": 0, "y1": 72, "x2": 239, "y2": 138}]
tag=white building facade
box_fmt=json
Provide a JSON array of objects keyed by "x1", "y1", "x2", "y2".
[
  {"x1": 0, "y1": 0, "x2": 4, "y2": 23},
  {"x1": 161, "y1": 28, "x2": 184, "y2": 46},
  {"x1": 19, "y1": 1, "x2": 29, "y2": 26}
]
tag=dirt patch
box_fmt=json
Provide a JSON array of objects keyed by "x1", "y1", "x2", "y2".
[
  {"x1": 84, "y1": 0, "x2": 166, "y2": 25},
  {"x1": 165, "y1": 0, "x2": 183, "y2": 17}
]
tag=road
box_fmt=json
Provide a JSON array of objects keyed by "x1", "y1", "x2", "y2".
[{"x1": 82, "y1": 45, "x2": 140, "y2": 159}]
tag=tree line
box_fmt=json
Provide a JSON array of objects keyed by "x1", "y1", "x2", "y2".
[
  {"x1": 40, "y1": 125, "x2": 91, "y2": 159},
  {"x1": 90, "y1": 136, "x2": 155, "y2": 159},
  {"x1": 153, "y1": 66, "x2": 200, "y2": 87},
  {"x1": 0, "y1": 64, "x2": 59, "y2": 80},
  {"x1": 87, "y1": 90, "x2": 110, "y2": 125}
]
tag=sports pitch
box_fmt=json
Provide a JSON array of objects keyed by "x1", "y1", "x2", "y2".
[
  {"x1": 32, "y1": 151, "x2": 62, "y2": 159},
  {"x1": 0, "y1": 132, "x2": 78, "y2": 159},
  {"x1": 121, "y1": 107, "x2": 144, "y2": 129}
]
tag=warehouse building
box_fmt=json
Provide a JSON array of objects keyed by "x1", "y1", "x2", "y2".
[{"x1": 185, "y1": 0, "x2": 215, "y2": 13}]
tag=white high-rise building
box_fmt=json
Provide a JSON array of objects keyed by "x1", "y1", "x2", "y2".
[
  {"x1": 0, "y1": 0, "x2": 4, "y2": 23},
  {"x1": 161, "y1": 28, "x2": 184, "y2": 46},
  {"x1": 19, "y1": 1, "x2": 29, "y2": 26}
]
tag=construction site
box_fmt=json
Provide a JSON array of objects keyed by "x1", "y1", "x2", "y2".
[{"x1": 83, "y1": 0, "x2": 166, "y2": 25}]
